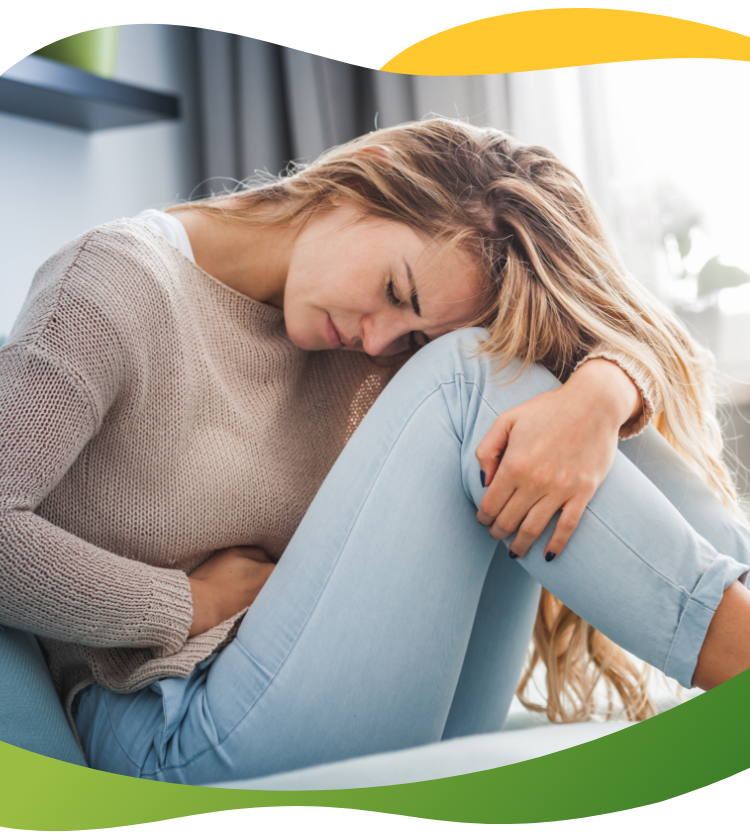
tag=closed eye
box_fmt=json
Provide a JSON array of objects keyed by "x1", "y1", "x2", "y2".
[
  {"x1": 386, "y1": 279, "x2": 400, "y2": 308},
  {"x1": 387, "y1": 278, "x2": 430, "y2": 350}
]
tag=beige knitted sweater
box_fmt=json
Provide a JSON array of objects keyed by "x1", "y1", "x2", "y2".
[{"x1": 0, "y1": 219, "x2": 660, "y2": 715}]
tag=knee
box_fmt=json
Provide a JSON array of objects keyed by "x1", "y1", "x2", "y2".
[
  {"x1": 403, "y1": 327, "x2": 491, "y2": 379},
  {"x1": 405, "y1": 327, "x2": 559, "y2": 396},
  {"x1": 426, "y1": 327, "x2": 488, "y2": 359}
]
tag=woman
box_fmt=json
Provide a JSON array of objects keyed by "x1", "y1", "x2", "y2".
[{"x1": 1, "y1": 119, "x2": 749, "y2": 785}]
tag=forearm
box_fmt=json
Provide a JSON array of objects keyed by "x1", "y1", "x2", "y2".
[
  {"x1": 575, "y1": 340, "x2": 664, "y2": 439},
  {"x1": 566, "y1": 357, "x2": 643, "y2": 434},
  {"x1": 0, "y1": 508, "x2": 193, "y2": 651},
  {"x1": 0, "y1": 343, "x2": 193, "y2": 653}
]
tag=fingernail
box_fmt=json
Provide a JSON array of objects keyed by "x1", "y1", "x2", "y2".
[
  {"x1": 508, "y1": 550, "x2": 520, "y2": 559},
  {"x1": 545, "y1": 551, "x2": 557, "y2": 562},
  {"x1": 480, "y1": 470, "x2": 486, "y2": 488}
]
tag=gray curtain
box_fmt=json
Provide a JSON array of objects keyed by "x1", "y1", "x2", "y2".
[{"x1": 194, "y1": 29, "x2": 511, "y2": 191}]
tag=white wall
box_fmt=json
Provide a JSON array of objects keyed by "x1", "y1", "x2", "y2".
[{"x1": 0, "y1": 25, "x2": 201, "y2": 338}]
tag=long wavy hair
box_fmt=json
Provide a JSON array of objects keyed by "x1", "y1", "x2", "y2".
[{"x1": 174, "y1": 118, "x2": 747, "y2": 722}]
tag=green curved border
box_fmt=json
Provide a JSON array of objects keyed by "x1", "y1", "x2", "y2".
[
  {"x1": 2, "y1": 669, "x2": 749, "y2": 829},
  {"x1": 5, "y1": 11, "x2": 750, "y2": 829}
]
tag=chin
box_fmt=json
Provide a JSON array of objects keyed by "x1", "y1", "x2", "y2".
[{"x1": 284, "y1": 318, "x2": 321, "y2": 352}]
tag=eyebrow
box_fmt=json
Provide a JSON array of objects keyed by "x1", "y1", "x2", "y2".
[{"x1": 406, "y1": 262, "x2": 421, "y2": 317}]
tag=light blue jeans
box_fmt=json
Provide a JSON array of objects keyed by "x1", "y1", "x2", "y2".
[{"x1": 74, "y1": 328, "x2": 750, "y2": 784}]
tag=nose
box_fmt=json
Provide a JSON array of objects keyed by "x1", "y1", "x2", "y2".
[{"x1": 360, "y1": 313, "x2": 407, "y2": 356}]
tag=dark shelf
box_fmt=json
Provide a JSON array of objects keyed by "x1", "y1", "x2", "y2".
[{"x1": 0, "y1": 55, "x2": 181, "y2": 131}]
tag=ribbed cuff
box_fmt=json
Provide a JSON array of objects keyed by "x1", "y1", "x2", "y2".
[
  {"x1": 663, "y1": 553, "x2": 750, "y2": 688},
  {"x1": 574, "y1": 349, "x2": 661, "y2": 440},
  {"x1": 138, "y1": 568, "x2": 193, "y2": 657}
]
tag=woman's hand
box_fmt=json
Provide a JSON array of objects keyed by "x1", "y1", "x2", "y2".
[
  {"x1": 188, "y1": 546, "x2": 274, "y2": 637},
  {"x1": 475, "y1": 359, "x2": 642, "y2": 561}
]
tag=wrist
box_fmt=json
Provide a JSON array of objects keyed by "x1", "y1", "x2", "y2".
[
  {"x1": 568, "y1": 358, "x2": 642, "y2": 430},
  {"x1": 188, "y1": 577, "x2": 217, "y2": 638}
]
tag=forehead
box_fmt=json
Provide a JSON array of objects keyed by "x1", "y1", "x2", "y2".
[{"x1": 410, "y1": 236, "x2": 484, "y2": 331}]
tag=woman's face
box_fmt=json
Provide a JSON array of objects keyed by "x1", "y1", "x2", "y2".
[{"x1": 282, "y1": 201, "x2": 484, "y2": 356}]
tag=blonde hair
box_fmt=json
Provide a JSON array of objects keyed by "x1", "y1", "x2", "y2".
[{"x1": 179, "y1": 118, "x2": 747, "y2": 722}]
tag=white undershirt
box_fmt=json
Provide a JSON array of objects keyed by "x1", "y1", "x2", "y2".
[{"x1": 132, "y1": 209, "x2": 195, "y2": 263}]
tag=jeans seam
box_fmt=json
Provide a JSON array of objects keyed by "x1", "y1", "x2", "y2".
[
  {"x1": 584, "y1": 503, "x2": 696, "y2": 599},
  {"x1": 663, "y1": 597, "x2": 714, "y2": 684},
  {"x1": 101, "y1": 690, "x2": 143, "y2": 774}
]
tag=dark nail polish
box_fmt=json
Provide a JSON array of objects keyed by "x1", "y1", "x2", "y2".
[
  {"x1": 480, "y1": 470, "x2": 486, "y2": 488},
  {"x1": 545, "y1": 551, "x2": 557, "y2": 562},
  {"x1": 508, "y1": 550, "x2": 520, "y2": 559}
]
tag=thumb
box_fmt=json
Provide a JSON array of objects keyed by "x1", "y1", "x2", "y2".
[
  {"x1": 475, "y1": 410, "x2": 514, "y2": 488},
  {"x1": 241, "y1": 547, "x2": 274, "y2": 564}
]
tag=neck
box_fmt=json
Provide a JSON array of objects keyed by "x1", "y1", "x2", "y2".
[{"x1": 171, "y1": 206, "x2": 296, "y2": 308}]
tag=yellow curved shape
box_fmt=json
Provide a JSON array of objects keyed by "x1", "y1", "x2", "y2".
[{"x1": 381, "y1": 9, "x2": 750, "y2": 75}]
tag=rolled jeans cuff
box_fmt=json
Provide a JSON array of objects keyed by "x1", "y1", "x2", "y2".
[{"x1": 664, "y1": 553, "x2": 750, "y2": 688}]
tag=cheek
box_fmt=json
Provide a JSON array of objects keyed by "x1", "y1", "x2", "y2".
[
  {"x1": 282, "y1": 292, "x2": 308, "y2": 343},
  {"x1": 283, "y1": 293, "x2": 335, "y2": 352},
  {"x1": 283, "y1": 314, "x2": 317, "y2": 351}
]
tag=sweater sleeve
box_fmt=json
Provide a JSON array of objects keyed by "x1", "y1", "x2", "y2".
[
  {"x1": 574, "y1": 343, "x2": 664, "y2": 440},
  {"x1": 0, "y1": 256, "x2": 193, "y2": 654}
]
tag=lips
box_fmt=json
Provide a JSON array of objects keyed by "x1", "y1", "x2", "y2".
[{"x1": 325, "y1": 313, "x2": 343, "y2": 349}]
